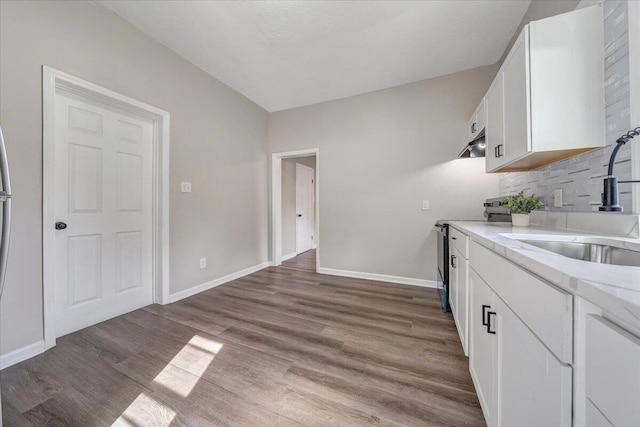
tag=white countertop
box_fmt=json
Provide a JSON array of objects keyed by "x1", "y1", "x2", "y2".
[{"x1": 449, "y1": 221, "x2": 640, "y2": 326}]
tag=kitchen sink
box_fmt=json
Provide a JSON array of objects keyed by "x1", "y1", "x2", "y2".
[{"x1": 518, "y1": 239, "x2": 640, "y2": 267}]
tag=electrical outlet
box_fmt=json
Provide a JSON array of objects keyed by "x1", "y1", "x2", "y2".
[
  {"x1": 199, "y1": 257, "x2": 206, "y2": 269},
  {"x1": 181, "y1": 182, "x2": 192, "y2": 193},
  {"x1": 554, "y1": 189, "x2": 563, "y2": 208},
  {"x1": 422, "y1": 200, "x2": 430, "y2": 211}
]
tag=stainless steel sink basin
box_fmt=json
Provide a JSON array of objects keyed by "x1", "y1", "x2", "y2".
[{"x1": 519, "y1": 240, "x2": 640, "y2": 267}]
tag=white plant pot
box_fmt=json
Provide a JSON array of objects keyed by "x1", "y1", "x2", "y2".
[{"x1": 511, "y1": 213, "x2": 530, "y2": 227}]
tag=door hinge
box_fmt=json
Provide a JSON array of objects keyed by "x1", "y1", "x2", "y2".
[
  {"x1": 311, "y1": 236, "x2": 314, "y2": 240},
  {"x1": 311, "y1": 179, "x2": 314, "y2": 184}
]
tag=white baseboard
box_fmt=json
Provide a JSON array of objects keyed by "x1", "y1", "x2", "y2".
[
  {"x1": 166, "y1": 261, "x2": 270, "y2": 304},
  {"x1": 282, "y1": 252, "x2": 297, "y2": 261},
  {"x1": 0, "y1": 340, "x2": 46, "y2": 370},
  {"x1": 317, "y1": 267, "x2": 438, "y2": 288}
]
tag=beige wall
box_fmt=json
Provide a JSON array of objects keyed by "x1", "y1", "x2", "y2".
[
  {"x1": 0, "y1": 1, "x2": 269, "y2": 355},
  {"x1": 281, "y1": 156, "x2": 316, "y2": 256},
  {"x1": 269, "y1": 66, "x2": 501, "y2": 282}
]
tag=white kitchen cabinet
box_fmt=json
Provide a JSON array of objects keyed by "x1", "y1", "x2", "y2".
[
  {"x1": 585, "y1": 315, "x2": 640, "y2": 427},
  {"x1": 450, "y1": 246, "x2": 469, "y2": 356},
  {"x1": 485, "y1": 73, "x2": 503, "y2": 173},
  {"x1": 470, "y1": 241, "x2": 573, "y2": 363},
  {"x1": 448, "y1": 245, "x2": 458, "y2": 315},
  {"x1": 469, "y1": 247, "x2": 573, "y2": 427},
  {"x1": 485, "y1": 4, "x2": 605, "y2": 172},
  {"x1": 496, "y1": 296, "x2": 572, "y2": 427},
  {"x1": 467, "y1": 98, "x2": 486, "y2": 141},
  {"x1": 501, "y1": 30, "x2": 529, "y2": 166},
  {"x1": 449, "y1": 227, "x2": 470, "y2": 356},
  {"x1": 456, "y1": 248, "x2": 469, "y2": 356},
  {"x1": 470, "y1": 269, "x2": 497, "y2": 426}
]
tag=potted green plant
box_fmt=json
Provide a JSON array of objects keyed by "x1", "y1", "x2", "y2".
[{"x1": 503, "y1": 191, "x2": 543, "y2": 227}]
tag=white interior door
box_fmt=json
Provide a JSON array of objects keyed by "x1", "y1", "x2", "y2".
[
  {"x1": 53, "y1": 92, "x2": 153, "y2": 337},
  {"x1": 295, "y1": 163, "x2": 314, "y2": 254}
]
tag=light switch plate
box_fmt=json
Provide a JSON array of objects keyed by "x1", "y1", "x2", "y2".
[
  {"x1": 422, "y1": 200, "x2": 430, "y2": 211},
  {"x1": 181, "y1": 182, "x2": 192, "y2": 193},
  {"x1": 199, "y1": 257, "x2": 206, "y2": 269},
  {"x1": 554, "y1": 189, "x2": 563, "y2": 208}
]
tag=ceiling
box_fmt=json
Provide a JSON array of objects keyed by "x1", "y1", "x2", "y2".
[{"x1": 99, "y1": 0, "x2": 531, "y2": 112}]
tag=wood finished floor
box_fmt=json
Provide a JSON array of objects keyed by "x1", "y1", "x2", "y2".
[{"x1": 1, "y1": 250, "x2": 485, "y2": 426}]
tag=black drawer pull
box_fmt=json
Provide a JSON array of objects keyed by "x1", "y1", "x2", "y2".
[
  {"x1": 482, "y1": 304, "x2": 490, "y2": 326},
  {"x1": 487, "y1": 311, "x2": 496, "y2": 334},
  {"x1": 451, "y1": 255, "x2": 457, "y2": 268}
]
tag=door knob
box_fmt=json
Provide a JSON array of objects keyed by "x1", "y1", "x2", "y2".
[{"x1": 55, "y1": 222, "x2": 67, "y2": 230}]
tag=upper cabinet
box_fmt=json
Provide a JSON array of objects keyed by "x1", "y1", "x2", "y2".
[
  {"x1": 485, "y1": 4, "x2": 605, "y2": 173},
  {"x1": 467, "y1": 98, "x2": 486, "y2": 141}
]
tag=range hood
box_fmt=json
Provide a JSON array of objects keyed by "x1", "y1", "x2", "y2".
[{"x1": 458, "y1": 129, "x2": 486, "y2": 158}]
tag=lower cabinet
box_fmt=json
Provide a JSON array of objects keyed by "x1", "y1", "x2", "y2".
[
  {"x1": 585, "y1": 314, "x2": 640, "y2": 426},
  {"x1": 497, "y1": 295, "x2": 572, "y2": 426},
  {"x1": 450, "y1": 245, "x2": 469, "y2": 356},
  {"x1": 449, "y1": 248, "x2": 458, "y2": 315},
  {"x1": 456, "y1": 248, "x2": 469, "y2": 356},
  {"x1": 460, "y1": 233, "x2": 640, "y2": 427},
  {"x1": 470, "y1": 268, "x2": 572, "y2": 427},
  {"x1": 469, "y1": 269, "x2": 496, "y2": 425}
]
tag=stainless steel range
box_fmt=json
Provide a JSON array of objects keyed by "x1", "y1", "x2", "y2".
[{"x1": 435, "y1": 197, "x2": 511, "y2": 312}]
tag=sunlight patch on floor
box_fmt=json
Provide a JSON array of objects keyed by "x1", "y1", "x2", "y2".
[
  {"x1": 111, "y1": 392, "x2": 177, "y2": 426},
  {"x1": 152, "y1": 334, "x2": 223, "y2": 397}
]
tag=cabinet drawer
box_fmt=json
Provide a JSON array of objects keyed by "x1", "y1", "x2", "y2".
[
  {"x1": 586, "y1": 315, "x2": 640, "y2": 427},
  {"x1": 449, "y1": 227, "x2": 469, "y2": 259},
  {"x1": 470, "y1": 241, "x2": 573, "y2": 363}
]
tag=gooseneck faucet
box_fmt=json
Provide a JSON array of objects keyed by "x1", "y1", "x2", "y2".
[{"x1": 599, "y1": 127, "x2": 640, "y2": 212}]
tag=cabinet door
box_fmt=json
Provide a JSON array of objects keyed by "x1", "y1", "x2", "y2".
[
  {"x1": 456, "y1": 248, "x2": 469, "y2": 356},
  {"x1": 586, "y1": 315, "x2": 640, "y2": 426},
  {"x1": 449, "y1": 248, "x2": 458, "y2": 314},
  {"x1": 468, "y1": 115, "x2": 478, "y2": 141},
  {"x1": 496, "y1": 297, "x2": 572, "y2": 427},
  {"x1": 476, "y1": 98, "x2": 486, "y2": 134},
  {"x1": 469, "y1": 269, "x2": 495, "y2": 425},
  {"x1": 502, "y1": 28, "x2": 531, "y2": 165},
  {"x1": 485, "y1": 73, "x2": 504, "y2": 173}
]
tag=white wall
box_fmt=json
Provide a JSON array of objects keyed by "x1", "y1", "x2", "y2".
[
  {"x1": 269, "y1": 65, "x2": 501, "y2": 282},
  {"x1": 281, "y1": 156, "x2": 316, "y2": 256},
  {"x1": 0, "y1": 1, "x2": 269, "y2": 356}
]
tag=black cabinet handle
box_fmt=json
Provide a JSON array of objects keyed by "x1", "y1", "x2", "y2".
[
  {"x1": 482, "y1": 304, "x2": 490, "y2": 326},
  {"x1": 451, "y1": 237, "x2": 457, "y2": 240},
  {"x1": 487, "y1": 311, "x2": 497, "y2": 334},
  {"x1": 451, "y1": 255, "x2": 457, "y2": 268},
  {"x1": 496, "y1": 144, "x2": 504, "y2": 158},
  {"x1": 471, "y1": 123, "x2": 477, "y2": 133}
]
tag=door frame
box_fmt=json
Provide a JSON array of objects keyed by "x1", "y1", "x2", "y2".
[
  {"x1": 271, "y1": 148, "x2": 319, "y2": 269},
  {"x1": 295, "y1": 162, "x2": 315, "y2": 254},
  {"x1": 42, "y1": 66, "x2": 170, "y2": 349}
]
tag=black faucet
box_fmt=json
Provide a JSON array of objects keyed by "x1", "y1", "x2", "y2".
[{"x1": 599, "y1": 127, "x2": 640, "y2": 212}]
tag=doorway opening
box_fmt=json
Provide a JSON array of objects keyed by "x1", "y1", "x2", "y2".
[{"x1": 271, "y1": 149, "x2": 319, "y2": 271}]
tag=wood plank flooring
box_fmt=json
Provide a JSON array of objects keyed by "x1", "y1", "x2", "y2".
[{"x1": 1, "y1": 250, "x2": 485, "y2": 426}]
